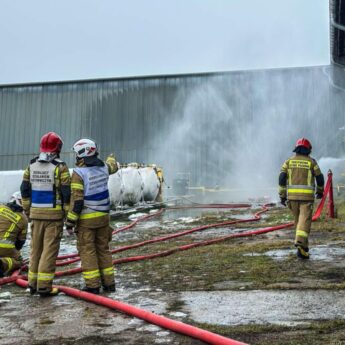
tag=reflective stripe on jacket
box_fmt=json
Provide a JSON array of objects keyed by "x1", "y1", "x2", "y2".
[
  {"x1": 280, "y1": 155, "x2": 322, "y2": 201},
  {"x1": 74, "y1": 165, "x2": 110, "y2": 213},
  {"x1": 0, "y1": 205, "x2": 27, "y2": 251}
]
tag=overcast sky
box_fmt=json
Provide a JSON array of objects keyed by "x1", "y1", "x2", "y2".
[{"x1": 0, "y1": 0, "x2": 329, "y2": 84}]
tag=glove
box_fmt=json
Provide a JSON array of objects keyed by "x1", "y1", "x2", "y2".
[
  {"x1": 24, "y1": 211, "x2": 31, "y2": 222},
  {"x1": 106, "y1": 153, "x2": 116, "y2": 163},
  {"x1": 280, "y1": 197, "x2": 287, "y2": 206},
  {"x1": 316, "y1": 192, "x2": 323, "y2": 199},
  {"x1": 15, "y1": 239, "x2": 26, "y2": 250}
]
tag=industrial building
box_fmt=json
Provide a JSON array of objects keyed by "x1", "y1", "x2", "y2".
[{"x1": 1, "y1": 0, "x2": 345, "y2": 190}]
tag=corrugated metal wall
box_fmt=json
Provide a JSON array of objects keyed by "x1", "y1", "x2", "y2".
[{"x1": 0, "y1": 66, "x2": 344, "y2": 188}]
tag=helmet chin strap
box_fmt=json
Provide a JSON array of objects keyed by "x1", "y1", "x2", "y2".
[
  {"x1": 38, "y1": 152, "x2": 57, "y2": 162},
  {"x1": 76, "y1": 156, "x2": 84, "y2": 166}
]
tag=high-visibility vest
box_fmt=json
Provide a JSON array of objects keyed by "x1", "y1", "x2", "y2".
[
  {"x1": 74, "y1": 165, "x2": 110, "y2": 213},
  {"x1": 30, "y1": 160, "x2": 61, "y2": 208}
]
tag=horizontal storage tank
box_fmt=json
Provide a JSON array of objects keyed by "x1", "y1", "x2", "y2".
[
  {"x1": 109, "y1": 166, "x2": 144, "y2": 206},
  {"x1": 0, "y1": 165, "x2": 163, "y2": 206},
  {"x1": 139, "y1": 166, "x2": 160, "y2": 202},
  {"x1": 0, "y1": 170, "x2": 24, "y2": 203}
]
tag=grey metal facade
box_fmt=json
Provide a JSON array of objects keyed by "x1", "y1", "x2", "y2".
[{"x1": 0, "y1": 66, "x2": 344, "y2": 188}]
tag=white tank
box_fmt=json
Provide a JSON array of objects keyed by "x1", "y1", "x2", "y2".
[
  {"x1": 110, "y1": 167, "x2": 144, "y2": 206},
  {"x1": 0, "y1": 170, "x2": 24, "y2": 203},
  {"x1": 139, "y1": 167, "x2": 160, "y2": 202},
  {"x1": 108, "y1": 172, "x2": 124, "y2": 206},
  {"x1": 0, "y1": 166, "x2": 159, "y2": 207}
]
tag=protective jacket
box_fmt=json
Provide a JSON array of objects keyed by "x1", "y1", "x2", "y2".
[
  {"x1": 154, "y1": 166, "x2": 164, "y2": 202},
  {"x1": 67, "y1": 155, "x2": 118, "y2": 228},
  {"x1": 20, "y1": 157, "x2": 71, "y2": 220},
  {"x1": 279, "y1": 154, "x2": 324, "y2": 201},
  {"x1": 0, "y1": 204, "x2": 27, "y2": 251},
  {"x1": 0, "y1": 203, "x2": 28, "y2": 275}
]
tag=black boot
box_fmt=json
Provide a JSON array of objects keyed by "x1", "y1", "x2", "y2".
[
  {"x1": 103, "y1": 284, "x2": 116, "y2": 292},
  {"x1": 82, "y1": 286, "x2": 100, "y2": 294},
  {"x1": 28, "y1": 285, "x2": 37, "y2": 295},
  {"x1": 296, "y1": 245, "x2": 309, "y2": 259},
  {"x1": 38, "y1": 287, "x2": 59, "y2": 297},
  {"x1": 0, "y1": 261, "x2": 4, "y2": 278}
]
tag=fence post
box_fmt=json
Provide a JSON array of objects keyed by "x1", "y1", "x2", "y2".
[{"x1": 327, "y1": 170, "x2": 335, "y2": 218}]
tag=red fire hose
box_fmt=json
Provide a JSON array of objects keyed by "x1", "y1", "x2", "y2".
[{"x1": 0, "y1": 275, "x2": 25, "y2": 286}]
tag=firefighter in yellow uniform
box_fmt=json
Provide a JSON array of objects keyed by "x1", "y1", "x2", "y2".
[
  {"x1": 149, "y1": 164, "x2": 164, "y2": 202},
  {"x1": 155, "y1": 166, "x2": 164, "y2": 202},
  {"x1": 66, "y1": 139, "x2": 118, "y2": 294},
  {"x1": 20, "y1": 132, "x2": 71, "y2": 296},
  {"x1": 0, "y1": 193, "x2": 28, "y2": 277},
  {"x1": 279, "y1": 138, "x2": 324, "y2": 259}
]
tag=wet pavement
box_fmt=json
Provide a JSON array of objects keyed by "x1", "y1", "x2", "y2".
[
  {"x1": 1, "y1": 206, "x2": 345, "y2": 344},
  {"x1": 181, "y1": 290, "x2": 345, "y2": 327},
  {"x1": 0, "y1": 282, "x2": 184, "y2": 345},
  {"x1": 245, "y1": 243, "x2": 345, "y2": 263}
]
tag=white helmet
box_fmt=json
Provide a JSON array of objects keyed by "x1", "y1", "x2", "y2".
[
  {"x1": 72, "y1": 138, "x2": 98, "y2": 158},
  {"x1": 10, "y1": 191, "x2": 22, "y2": 206}
]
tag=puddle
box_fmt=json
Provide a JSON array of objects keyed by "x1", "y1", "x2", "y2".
[
  {"x1": 244, "y1": 244, "x2": 345, "y2": 262},
  {"x1": 213, "y1": 280, "x2": 254, "y2": 290},
  {"x1": 128, "y1": 212, "x2": 148, "y2": 220},
  {"x1": 0, "y1": 292, "x2": 12, "y2": 300},
  {"x1": 181, "y1": 290, "x2": 345, "y2": 326},
  {"x1": 230, "y1": 213, "x2": 255, "y2": 220},
  {"x1": 176, "y1": 217, "x2": 197, "y2": 223},
  {"x1": 168, "y1": 311, "x2": 187, "y2": 318}
]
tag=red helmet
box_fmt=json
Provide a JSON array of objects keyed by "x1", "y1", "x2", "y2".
[
  {"x1": 294, "y1": 138, "x2": 312, "y2": 151},
  {"x1": 40, "y1": 132, "x2": 63, "y2": 153}
]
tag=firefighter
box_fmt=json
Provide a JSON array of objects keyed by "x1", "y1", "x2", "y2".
[
  {"x1": 65, "y1": 138, "x2": 118, "y2": 294},
  {"x1": 279, "y1": 138, "x2": 324, "y2": 259},
  {"x1": 150, "y1": 164, "x2": 164, "y2": 202},
  {"x1": 0, "y1": 192, "x2": 28, "y2": 277},
  {"x1": 20, "y1": 132, "x2": 71, "y2": 296}
]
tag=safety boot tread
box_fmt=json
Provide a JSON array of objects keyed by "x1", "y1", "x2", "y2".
[
  {"x1": 38, "y1": 287, "x2": 59, "y2": 297},
  {"x1": 82, "y1": 286, "x2": 100, "y2": 294},
  {"x1": 103, "y1": 284, "x2": 116, "y2": 292},
  {"x1": 296, "y1": 245, "x2": 310, "y2": 259}
]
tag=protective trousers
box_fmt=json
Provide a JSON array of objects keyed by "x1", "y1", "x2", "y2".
[
  {"x1": 0, "y1": 248, "x2": 22, "y2": 275},
  {"x1": 76, "y1": 225, "x2": 115, "y2": 289},
  {"x1": 28, "y1": 220, "x2": 63, "y2": 292},
  {"x1": 288, "y1": 200, "x2": 313, "y2": 249},
  {"x1": 156, "y1": 185, "x2": 163, "y2": 202}
]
